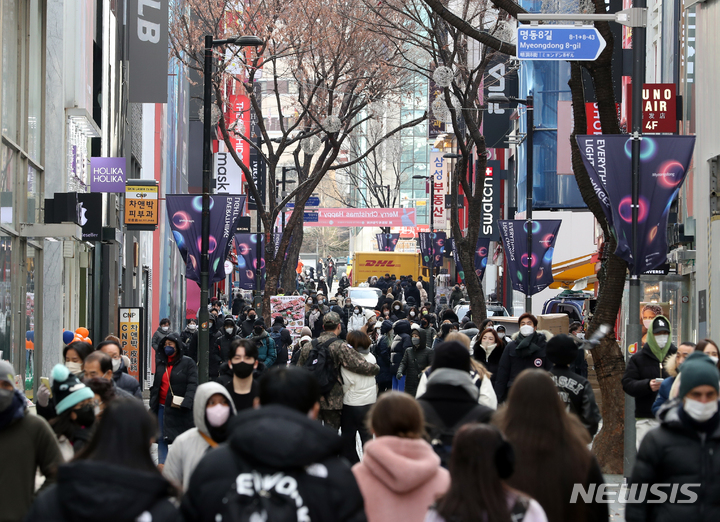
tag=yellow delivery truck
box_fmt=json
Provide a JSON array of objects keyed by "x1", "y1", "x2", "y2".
[{"x1": 350, "y1": 252, "x2": 428, "y2": 285}]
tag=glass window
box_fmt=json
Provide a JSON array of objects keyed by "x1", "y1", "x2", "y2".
[
  {"x1": 0, "y1": 236, "x2": 11, "y2": 364},
  {"x1": 28, "y1": 0, "x2": 43, "y2": 161},
  {"x1": 1, "y1": 145, "x2": 16, "y2": 225},
  {"x1": 2, "y1": 0, "x2": 19, "y2": 139},
  {"x1": 27, "y1": 166, "x2": 39, "y2": 223},
  {"x1": 24, "y1": 245, "x2": 36, "y2": 397}
]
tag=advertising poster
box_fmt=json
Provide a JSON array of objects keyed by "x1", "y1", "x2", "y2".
[
  {"x1": 499, "y1": 220, "x2": 562, "y2": 295},
  {"x1": 119, "y1": 307, "x2": 143, "y2": 380},
  {"x1": 270, "y1": 296, "x2": 307, "y2": 348}
]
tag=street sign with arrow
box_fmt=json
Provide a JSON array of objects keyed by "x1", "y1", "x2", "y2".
[{"x1": 516, "y1": 25, "x2": 607, "y2": 61}]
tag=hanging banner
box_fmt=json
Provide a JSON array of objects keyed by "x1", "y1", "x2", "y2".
[
  {"x1": 224, "y1": 93, "x2": 252, "y2": 167},
  {"x1": 428, "y1": 80, "x2": 447, "y2": 139},
  {"x1": 499, "y1": 220, "x2": 562, "y2": 295},
  {"x1": 304, "y1": 208, "x2": 416, "y2": 227},
  {"x1": 483, "y1": 56, "x2": 519, "y2": 148},
  {"x1": 419, "y1": 232, "x2": 446, "y2": 268},
  {"x1": 234, "y1": 233, "x2": 265, "y2": 290},
  {"x1": 166, "y1": 195, "x2": 246, "y2": 284},
  {"x1": 214, "y1": 152, "x2": 245, "y2": 194},
  {"x1": 574, "y1": 135, "x2": 615, "y2": 227},
  {"x1": 376, "y1": 233, "x2": 400, "y2": 252},
  {"x1": 453, "y1": 237, "x2": 491, "y2": 283},
  {"x1": 429, "y1": 152, "x2": 448, "y2": 229},
  {"x1": 478, "y1": 166, "x2": 501, "y2": 240},
  {"x1": 247, "y1": 84, "x2": 266, "y2": 210},
  {"x1": 128, "y1": 0, "x2": 168, "y2": 103},
  {"x1": 119, "y1": 307, "x2": 143, "y2": 380},
  {"x1": 577, "y1": 135, "x2": 695, "y2": 272}
]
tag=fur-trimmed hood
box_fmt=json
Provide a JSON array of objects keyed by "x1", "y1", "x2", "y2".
[
  {"x1": 510, "y1": 329, "x2": 554, "y2": 342},
  {"x1": 663, "y1": 352, "x2": 679, "y2": 377}
]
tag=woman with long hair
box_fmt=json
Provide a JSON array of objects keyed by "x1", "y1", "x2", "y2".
[
  {"x1": 353, "y1": 392, "x2": 449, "y2": 522},
  {"x1": 493, "y1": 370, "x2": 607, "y2": 522},
  {"x1": 472, "y1": 327, "x2": 506, "y2": 380},
  {"x1": 26, "y1": 399, "x2": 179, "y2": 521},
  {"x1": 426, "y1": 424, "x2": 547, "y2": 522},
  {"x1": 696, "y1": 338, "x2": 720, "y2": 369}
]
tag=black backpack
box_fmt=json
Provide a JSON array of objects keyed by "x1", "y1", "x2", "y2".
[
  {"x1": 303, "y1": 338, "x2": 340, "y2": 395},
  {"x1": 422, "y1": 403, "x2": 491, "y2": 468}
]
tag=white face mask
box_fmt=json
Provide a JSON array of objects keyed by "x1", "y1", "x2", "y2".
[
  {"x1": 94, "y1": 405, "x2": 102, "y2": 417},
  {"x1": 65, "y1": 361, "x2": 83, "y2": 375},
  {"x1": 576, "y1": 332, "x2": 585, "y2": 339},
  {"x1": 684, "y1": 398, "x2": 718, "y2": 422},
  {"x1": 642, "y1": 319, "x2": 653, "y2": 329},
  {"x1": 161, "y1": 326, "x2": 169, "y2": 332},
  {"x1": 225, "y1": 327, "x2": 234, "y2": 335},
  {"x1": 519, "y1": 325, "x2": 535, "y2": 337},
  {"x1": 111, "y1": 358, "x2": 122, "y2": 372},
  {"x1": 709, "y1": 356, "x2": 719, "y2": 365},
  {"x1": 394, "y1": 306, "x2": 400, "y2": 311},
  {"x1": 654, "y1": 334, "x2": 669, "y2": 347},
  {"x1": 188, "y1": 324, "x2": 197, "y2": 331}
]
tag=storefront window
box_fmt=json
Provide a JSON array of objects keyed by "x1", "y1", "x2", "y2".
[
  {"x1": 24, "y1": 245, "x2": 36, "y2": 398},
  {"x1": 1, "y1": 145, "x2": 16, "y2": 225},
  {"x1": 27, "y1": 166, "x2": 39, "y2": 223},
  {"x1": 0, "y1": 237, "x2": 11, "y2": 363},
  {"x1": 28, "y1": 0, "x2": 43, "y2": 161},
  {"x1": 1, "y1": 0, "x2": 19, "y2": 140}
]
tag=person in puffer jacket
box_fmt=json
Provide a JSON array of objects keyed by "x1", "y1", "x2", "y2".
[
  {"x1": 348, "y1": 305, "x2": 368, "y2": 333},
  {"x1": 390, "y1": 320, "x2": 413, "y2": 392},
  {"x1": 374, "y1": 320, "x2": 395, "y2": 394},
  {"x1": 397, "y1": 329, "x2": 433, "y2": 398}
]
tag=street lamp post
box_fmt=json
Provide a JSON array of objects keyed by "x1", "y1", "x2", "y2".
[{"x1": 200, "y1": 34, "x2": 262, "y2": 384}]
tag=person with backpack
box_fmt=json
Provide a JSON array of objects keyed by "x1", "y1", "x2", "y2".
[
  {"x1": 547, "y1": 334, "x2": 602, "y2": 438},
  {"x1": 352, "y1": 392, "x2": 449, "y2": 522},
  {"x1": 246, "y1": 318, "x2": 277, "y2": 368},
  {"x1": 180, "y1": 367, "x2": 367, "y2": 522},
  {"x1": 416, "y1": 341, "x2": 494, "y2": 467},
  {"x1": 297, "y1": 312, "x2": 379, "y2": 430},
  {"x1": 269, "y1": 316, "x2": 292, "y2": 367},
  {"x1": 391, "y1": 319, "x2": 413, "y2": 392},
  {"x1": 396, "y1": 329, "x2": 433, "y2": 398},
  {"x1": 426, "y1": 424, "x2": 547, "y2": 522}
]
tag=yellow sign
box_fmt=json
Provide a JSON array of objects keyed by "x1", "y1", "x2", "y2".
[
  {"x1": 125, "y1": 183, "x2": 158, "y2": 227},
  {"x1": 416, "y1": 200, "x2": 427, "y2": 206},
  {"x1": 119, "y1": 307, "x2": 142, "y2": 380}
]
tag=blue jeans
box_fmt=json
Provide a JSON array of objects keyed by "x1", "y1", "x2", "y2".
[
  {"x1": 158, "y1": 405, "x2": 168, "y2": 464},
  {"x1": 392, "y1": 375, "x2": 405, "y2": 392}
]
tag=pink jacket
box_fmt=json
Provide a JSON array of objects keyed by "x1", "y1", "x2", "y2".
[{"x1": 352, "y1": 436, "x2": 450, "y2": 522}]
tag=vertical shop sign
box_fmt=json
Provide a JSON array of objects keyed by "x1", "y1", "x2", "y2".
[{"x1": 119, "y1": 307, "x2": 143, "y2": 380}]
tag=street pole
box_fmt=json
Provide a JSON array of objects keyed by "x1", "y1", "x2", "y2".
[
  {"x1": 255, "y1": 136, "x2": 262, "y2": 305},
  {"x1": 525, "y1": 95, "x2": 534, "y2": 314},
  {"x1": 198, "y1": 35, "x2": 213, "y2": 384},
  {"x1": 625, "y1": 0, "x2": 646, "y2": 478},
  {"x1": 429, "y1": 175, "x2": 435, "y2": 308}
]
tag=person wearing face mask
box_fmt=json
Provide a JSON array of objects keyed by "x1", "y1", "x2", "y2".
[
  {"x1": 347, "y1": 304, "x2": 367, "y2": 333},
  {"x1": 209, "y1": 316, "x2": 240, "y2": 379},
  {"x1": 0, "y1": 361, "x2": 63, "y2": 522},
  {"x1": 407, "y1": 306, "x2": 421, "y2": 325},
  {"x1": 150, "y1": 333, "x2": 198, "y2": 466},
  {"x1": 622, "y1": 315, "x2": 677, "y2": 449},
  {"x1": 224, "y1": 339, "x2": 261, "y2": 412},
  {"x1": 97, "y1": 340, "x2": 143, "y2": 399},
  {"x1": 343, "y1": 297, "x2": 355, "y2": 325},
  {"x1": 650, "y1": 341, "x2": 697, "y2": 416},
  {"x1": 640, "y1": 303, "x2": 663, "y2": 344},
  {"x1": 246, "y1": 318, "x2": 277, "y2": 368},
  {"x1": 48, "y1": 363, "x2": 98, "y2": 460},
  {"x1": 627, "y1": 352, "x2": 720, "y2": 522},
  {"x1": 494, "y1": 313, "x2": 553, "y2": 404},
  {"x1": 163, "y1": 382, "x2": 237, "y2": 491},
  {"x1": 36, "y1": 341, "x2": 94, "y2": 422},
  {"x1": 83, "y1": 351, "x2": 137, "y2": 401},
  {"x1": 697, "y1": 338, "x2": 720, "y2": 369},
  {"x1": 152, "y1": 319, "x2": 172, "y2": 354},
  {"x1": 181, "y1": 319, "x2": 198, "y2": 345},
  {"x1": 391, "y1": 300, "x2": 406, "y2": 320},
  {"x1": 472, "y1": 328, "x2": 506, "y2": 382},
  {"x1": 240, "y1": 309, "x2": 257, "y2": 337},
  {"x1": 397, "y1": 329, "x2": 433, "y2": 398}
]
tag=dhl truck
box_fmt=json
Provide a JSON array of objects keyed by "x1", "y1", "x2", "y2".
[{"x1": 349, "y1": 252, "x2": 429, "y2": 286}]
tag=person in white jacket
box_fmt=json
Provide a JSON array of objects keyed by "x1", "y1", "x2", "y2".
[
  {"x1": 341, "y1": 330, "x2": 377, "y2": 464},
  {"x1": 163, "y1": 381, "x2": 236, "y2": 490},
  {"x1": 347, "y1": 304, "x2": 368, "y2": 333},
  {"x1": 415, "y1": 332, "x2": 498, "y2": 409}
]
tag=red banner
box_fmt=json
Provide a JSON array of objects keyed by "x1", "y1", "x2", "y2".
[
  {"x1": 224, "y1": 93, "x2": 252, "y2": 167},
  {"x1": 304, "y1": 208, "x2": 417, "y2": 227}
]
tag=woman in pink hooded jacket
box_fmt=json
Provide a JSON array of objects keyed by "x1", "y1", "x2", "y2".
[{"x1": 352, "y1": 392, "x2": 449, "y2": 522}]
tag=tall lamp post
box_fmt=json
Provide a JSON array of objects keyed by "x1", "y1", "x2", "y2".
[
  {"x1": 413, "y1": 174, "x2": 434, "y2": 307},
  {"x1": 200, "y1": 34, "x2": 263, "y2": 384}
]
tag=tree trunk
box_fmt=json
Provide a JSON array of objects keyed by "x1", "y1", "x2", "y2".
[{"x1": 282, "y1": 226, "x2": 304, "y2": 294}]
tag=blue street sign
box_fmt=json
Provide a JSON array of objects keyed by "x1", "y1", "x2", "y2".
[
  {"x1": 285, "y1": 196, "x2": 320, "y2": 209},
  {"x1": 303, "y1": 212, "x2": 319, "y2": 223},
  {"x1": 516, "y1": 25, "x2": 606, "y2": 61}
]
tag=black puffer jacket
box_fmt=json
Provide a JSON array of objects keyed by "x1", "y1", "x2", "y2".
[
  {"x1": 397, "y1": 330, "x2": 433, "y2": 397},
  {"x1": 181, "y1": 405, "x2": 367, "y2": 522},
  {"x1": 374, "y1": 322, "x2": 394, "y2": 385},
  {"x1": 472, "y1": 339, "x2": 505, "y2": 382},
  {"x1": 210, "y1": 326, "x2": 240, "y2": 379},
  {"x1": 622, "y1": 342, "x2": 677, "y2": 419},
  {"x1": 626, "y1": 403, "x2": 720, "y2": 522},
  {"x1": 149, "y1": 333, "x2": 198, "y2": 443},
  {"x1": 493, "y1": 331, "x2": 553, "y2": 403},
  {"x1": 112, "y1": 358, "x2": 143, "y2": 399},
  {"x1": 390, "y1": 320, "x2": 413, "y2": 374},
  {"x1": 550, "y1": 366, "x2": 602, "y2": 437},
  {"x1": 25, "y1": 461, "x2": 178, "y2": 522}
]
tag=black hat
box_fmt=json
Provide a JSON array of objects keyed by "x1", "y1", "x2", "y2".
[
  {"x1": 652, "y1": 317, "x2": 670, "y2": 334},
  {"x1": 546, "y1": 334, "x2": 580, "y2": 367},
  {"x1": 223, "y1": 316, "x2": 236, "y2": 326},
  {"x1": 381, "y1": 319, "x2": 394, "y2": 334},
  {"x1": 431, "y1": 341, "x2": 471, "y2": 372},
  {"x1": 254, "y1": 318, "x2": 265, "y2": 327}
]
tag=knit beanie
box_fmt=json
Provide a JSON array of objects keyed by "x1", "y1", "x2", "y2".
[
  {"x1": 678, "y1": 352, "x2": 720, "y2": 399},
  {"x1": 546, "y1": 334, "x2": 580, "y2": 367},
  {"x1": 431, "y1": 341, "x2": 471, "y2": 372},
  {"x1": 0, "y1": 361, "x2": 15, "y2": 389},
  {"x1": 380, "y1": 320, "x2": 394, "y2": 335},
  {"x1": 51, "y1": 364, "x2": 94, "y2": 414}
]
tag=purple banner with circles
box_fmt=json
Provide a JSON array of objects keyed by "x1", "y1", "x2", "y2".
[
  {"x1": 234, "y1": 233, "x2": 265, "y2": 290},
  {"x1": 166, "y1": 195, "x2": 246, "y2": 284},
  {"x1": 576, "y1": 135, "x2": 695, "y2": 273},
  {"x1": 376, "y1": 233, "x2": 400, "y2": 252},
  {"x1": 499, "y1": 220, "x2": 561, "y2": 295},
  {"x1": 419, "y1": 232, "x2": 446, "y2": 268},
  {"x1": 450, "y1": 237, "x2": 490, "y2": 283}
]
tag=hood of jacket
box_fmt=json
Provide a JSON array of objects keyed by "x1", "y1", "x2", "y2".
[
  {"x1": 412, "y1": 328, "x2": 427, "y2": 350},
  {"x1": 426, "y1": 368, "x2": 479, "y2": 401},
  {"x1": 510, "y1": 329, "x2": 554, "y2": 342},
  {"x1": 391, "y1": 300, "x2": 403, "y2": 311},
  {"x1": 229, "y1": 404, "x2": 341, "y2": 468},
  {"x1": 194, "y1": 382, "x2": 236, "y2": 436},
  {"x1": 251, "y1": 329, "x2": 269, "y2": 341},
  {"x1": 221, "y1": 325, "x2": 238, "y2": 338},
  {"x1": 393, "y1": 319, "x2": 412, "y2": 336},
  {"x1": 360, "y1": 436, "x2": 443, "y2": 493},
  {"x1": 56, "y1": 461, "x2": 174, "y2": 522},
  {"x1": 157, "y1": 332, "x2": 185, "y2": 365},
  {"x1": 647, "y1": 315, "x2": 673, "y2": 363},
  {"x1": 664, "y1": 353, "x2": 679, "y2": 377}
]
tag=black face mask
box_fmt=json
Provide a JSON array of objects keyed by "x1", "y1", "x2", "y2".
[
  {"x1": 74, "y1": 404, "x2": 95, "y2": 428},
  {"x1": 254, "y1": 326, "x2": 264, "y2": 335},
  {"x1": 232, "y1": 361, "x2": 255, "y2": 379},
  {"x1": 248, "y1": 315, "x2": 256, "y2": 321}
]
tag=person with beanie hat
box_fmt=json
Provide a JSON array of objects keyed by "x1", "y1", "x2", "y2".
[
  {"x1": 622, "y1": 315, "x2": 678, "y2": 449},
  {"x1": 416, "y1": 341, "x2": 494, "y2": 467},
  {"x1": 627, "y1": 351, "x2": 720, "y2": 522},
  {"x1": 547, "y1": 334, "x2": 601, "y2": 437},
  {"x1": 246, "y1": 318, "x2": 277, "y2": 368},
  {"x1": 0, "y1": 361, "x2": 63, "y2": 521},
  {"x1": 48, "y1": 363, "x2": 97, "y2": 460}
]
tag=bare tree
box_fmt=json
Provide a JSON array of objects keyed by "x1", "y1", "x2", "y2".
[{"x1": 170, "y1": 0, "x2": 426, "y2": 313}]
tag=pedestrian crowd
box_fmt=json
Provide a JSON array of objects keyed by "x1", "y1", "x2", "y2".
[{"x1": 1, "y1": 283, "x2": 720, "y2": 522}]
